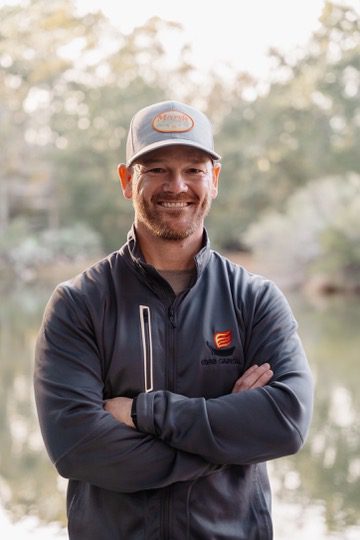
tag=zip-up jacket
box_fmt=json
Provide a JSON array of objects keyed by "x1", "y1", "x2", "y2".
[{"x1": 34, "y1": 227, "x2": 313, "y2": 540}]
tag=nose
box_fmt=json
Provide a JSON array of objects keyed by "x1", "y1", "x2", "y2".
[{"x1": 163, "y1": 170, "x2": 188, "y2": 193}]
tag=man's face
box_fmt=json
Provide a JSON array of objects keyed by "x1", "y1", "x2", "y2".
[{"x1": 123, "y1": 145, "x2": 220, "y2": 241}]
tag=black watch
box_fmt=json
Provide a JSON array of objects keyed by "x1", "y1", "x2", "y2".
[{"x1": 131, "y1": 396, "x2": 138, "y2": 429}]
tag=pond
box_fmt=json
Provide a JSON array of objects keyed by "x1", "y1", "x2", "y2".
[{"x1": 0, "y1": 279, "x2": 359, "y2": 539}]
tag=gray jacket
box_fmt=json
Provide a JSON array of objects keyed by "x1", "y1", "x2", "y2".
[{"x1": 34, "y1": 227, "x2": 313, "y2": 539}]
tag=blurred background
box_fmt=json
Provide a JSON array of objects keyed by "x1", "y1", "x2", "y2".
[{"x1": 0, "y1": 0, "x2": 359, "y2": 538}]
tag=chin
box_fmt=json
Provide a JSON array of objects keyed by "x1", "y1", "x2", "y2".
[{"x1": 153, "y1": 226, "x2": 195, "y2": 241}]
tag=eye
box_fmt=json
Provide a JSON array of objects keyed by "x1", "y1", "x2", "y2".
[
  {"x1": 187, "y1": 168, "x2": 206, "y2": 175},
  {"x1": 147, "y1": 167, "x2": 166, "y2": 174}
]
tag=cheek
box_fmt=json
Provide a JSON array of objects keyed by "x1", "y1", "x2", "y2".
[
  {"x1": 133, "y1": 178, "x2": 147, "y2": 199},
  {"x1": 136, "y1": 177, "x2": 156, "y2": 195},
  {"x1": 201, "y1": 178, "x2": 217, "y2": 199}
]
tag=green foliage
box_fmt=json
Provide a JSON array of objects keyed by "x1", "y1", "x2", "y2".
[
  {"x1": 0, "y1": 219, "x2": 102, "y2": 275},
  {"x1": 245, "y1": 175, "x2": 360, "y2": 289},
  {"x1": 1, "y1": 0, "x2": 359, "y2": 284},
  {"x1": 0, "y1": 218, "x2": 29, "y2": 253},
  {"x1": 208, "y1": 0, "x2": 360, "y2": 246},
  {"x1": 317, "y1": 193, "x2": 360, "y2": 284}
]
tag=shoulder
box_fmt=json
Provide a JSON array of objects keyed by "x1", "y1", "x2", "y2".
[
  {"x1": 49, "y1": 250, "x2": 124, "y2": 311},
  {"x1": 209, "y1": 249, "x2": 277, "y2": 292},
  {"x1": 208, "y1": 249, "x2": 294, "y2": 318}
]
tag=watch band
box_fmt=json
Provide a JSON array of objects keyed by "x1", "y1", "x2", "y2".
[{"x1": 131, "y1": 396, "x2": 138, "y2": 429}]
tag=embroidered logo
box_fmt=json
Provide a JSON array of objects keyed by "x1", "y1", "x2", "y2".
[
  {"x1": 214, "y1": 330, "x2": 232, "y2": 350},
  {"x1": 152, "y1": 110, "x2": 194, "y2": 133},
  {"x1": 206, "y1": 330, "x2": 235, "y2": 357}
]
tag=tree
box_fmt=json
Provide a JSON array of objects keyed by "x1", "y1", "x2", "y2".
[
  {"x1": 1, "y1": 1, "x2": 204, "y2": 251},
  {"x1": 208, "y1": 1, "x2": 360, "y2": 248}
]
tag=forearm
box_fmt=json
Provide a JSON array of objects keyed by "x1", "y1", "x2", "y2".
[
  {"x1": 135, "y1": 335, "x2": 313, "y2": 465},
  {"x1": 136, "y1": 383, "x2": 309, "y2": 465},
  {"x1": 34, "y1": 287, "x2": 219, "y2": 494},
  {"x1": 54, "y1": 415, "x2": 219, "y2": 492},
  {"x1": 35, "y1": 380, "x2": 219, "y2": 492}
]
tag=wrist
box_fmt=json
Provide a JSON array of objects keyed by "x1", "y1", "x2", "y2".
[{"x1": 131, "y1": 396, "x2": 138, "y2": 429}]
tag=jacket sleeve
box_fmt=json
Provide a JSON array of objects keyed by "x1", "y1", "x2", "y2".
[
  {"x1": 34, "y1": 284, "x2": 219, "y2": 493},
  {"x1": 135, "y1": 280, "x2": 314, "y2": 465}
]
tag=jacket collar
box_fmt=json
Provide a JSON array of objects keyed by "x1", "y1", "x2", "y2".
[{"x1": 123, "y1": 224, "x2": 212, "y2": 278}]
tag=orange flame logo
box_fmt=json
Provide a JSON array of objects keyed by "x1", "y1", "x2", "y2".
[{"x1": 214, "y1": 330, "x2": 232, "y2": 350}]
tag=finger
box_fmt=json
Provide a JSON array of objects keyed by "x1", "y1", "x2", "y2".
[
  {"x1": 249, "y1": 369, "x2": 273, "y2": 389},
  {"x1": 231, "y1": 365, "x2": 258, "y2": 392},
  {"x1": 246, "y1": 363, "x2": 272, "y2": 386},
  {"x1": 232, "y1": 364, "x2": 272, "y2": 393},
  {"x1": 238, "y1": 363, "x2": 270, "y2": 388}
]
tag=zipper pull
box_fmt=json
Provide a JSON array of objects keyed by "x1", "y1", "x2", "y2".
[{"x1": 168, "y1": 306, "x2": 176, "y2": 328}]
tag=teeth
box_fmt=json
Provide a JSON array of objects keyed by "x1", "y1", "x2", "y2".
[{"x1": 160, "y1": 202, "x2": 189, "y2": 208}]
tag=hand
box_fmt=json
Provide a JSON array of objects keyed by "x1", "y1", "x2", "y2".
[
  {"x1": 104, "y1": 396, "x2": 135, "y2": 428},
  {"x1": 232, "y1": 363, "x2": 273, "y2": 393}
]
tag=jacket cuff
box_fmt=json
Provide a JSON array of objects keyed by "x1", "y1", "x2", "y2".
[{"x1": 136, "y1": 392, "x2": 157, "y2": 435}]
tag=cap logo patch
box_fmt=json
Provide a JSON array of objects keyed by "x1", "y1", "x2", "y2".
[
  {"x1": 152, "y1": 110, "x2": 194, "y2": 133},
  {"x1": 214, "y1": 330, "x2": 232, "y2": 350}
]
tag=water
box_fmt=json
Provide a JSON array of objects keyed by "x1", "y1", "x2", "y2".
[{"x1": 0, "y1": 280, "x2": 359, "y2": 539}]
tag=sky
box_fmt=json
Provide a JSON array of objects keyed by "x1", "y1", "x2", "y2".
[
  {"x1": 2, "y1": 0, "x2": 358, "y2": 81},
  {"x1": 74, "y1": 0, "x2": 328, "y2": 80}
]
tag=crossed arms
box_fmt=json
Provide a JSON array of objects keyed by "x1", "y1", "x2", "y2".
[
  {"x1": 104, "y1": 363, "x2": 274, "y2": 428},
  {"x1": 34, "y1": 281, "x2": 313, "y2": 493}
]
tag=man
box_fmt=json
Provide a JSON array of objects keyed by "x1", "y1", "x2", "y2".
[{"x1": 34, "y1": 100, "x2": 313, "y2": 539}]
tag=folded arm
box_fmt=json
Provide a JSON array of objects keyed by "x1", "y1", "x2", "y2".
[
  {"x1": 34, "y1": 284, "x2": 219, "y2": 493},
  {"x1": 106, "y1": 363, "x2": 274, "y2": 428},
  {"x1": 133, "y1": 282, "x2": 314, "y2": 465}
]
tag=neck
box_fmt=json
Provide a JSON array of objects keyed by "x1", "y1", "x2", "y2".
[{"x1": 134, "y1": 224, "x2": 204, "y2": 270}]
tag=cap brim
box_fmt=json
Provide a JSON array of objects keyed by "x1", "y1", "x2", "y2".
[{"x1": 127, "y1": 139, "x2": 221, "y2": 166}]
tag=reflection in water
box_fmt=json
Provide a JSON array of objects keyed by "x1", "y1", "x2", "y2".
[
  {"x1": 0, "y1": 285, "x2": 66, "y2": 526},
  {"x1": 0, "y1": 504, "x2": 66, "y2": 539},
  {"x1": 0, "y1": 283, "x2": 359, "y2": 537},
  {"x1": 271, "y1": 293, "x2": 360, "y2": 537}
]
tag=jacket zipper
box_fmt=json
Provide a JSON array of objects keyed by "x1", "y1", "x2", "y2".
[
  {"x1": 161, "y1": 302, "x2": 177, "y2": 539},
  {"x1": 167, "y1": 304, "x2": 177, "y2": 389},
  {"x1": 139, "y1": 305, "x2": 153, "y2": 392}
]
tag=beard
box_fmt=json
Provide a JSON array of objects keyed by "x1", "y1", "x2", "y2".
[{"x1": 133, "y1": 192, "x2": 212, "y2": 241}]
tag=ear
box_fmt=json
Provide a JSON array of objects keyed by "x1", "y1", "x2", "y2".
[
  {"x1": 118, "y1": 164, "x2": 133, "y2": 199},
  {"x1": 210, "y1": 162, "x2": 221, "y2": 199}
]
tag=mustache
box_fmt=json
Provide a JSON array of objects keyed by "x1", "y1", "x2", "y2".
[{"x1": 152, "y1": 193, "x2": 198, "y2": 203}]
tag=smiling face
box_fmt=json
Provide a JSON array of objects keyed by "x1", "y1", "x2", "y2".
[{"x1": 118, "y1": 145, "x2": 221, "y2": 242}]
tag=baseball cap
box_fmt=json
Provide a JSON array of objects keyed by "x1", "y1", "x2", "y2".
[{"x1": 125, "y1": 100, "x2": 221, "y2": 166}]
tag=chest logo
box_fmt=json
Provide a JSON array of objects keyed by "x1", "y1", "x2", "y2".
[
  {"x1": 214, "y1": 330, "x2": 232, "y2": 349},
  {"x1": 206, "y1": 330, "x2": 235, "y2": 357}
]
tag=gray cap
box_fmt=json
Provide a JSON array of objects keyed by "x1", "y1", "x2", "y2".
[{"x1": 125, "y1": 100, "x2": 221, "y2": 166}]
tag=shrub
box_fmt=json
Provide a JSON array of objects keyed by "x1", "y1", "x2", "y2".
[
  {"x1": 0, "y1": 221, "x2": 103, "y2": 276},
  {"x1": 245, "y1": 174, "x2": 360, "y2": 290}
]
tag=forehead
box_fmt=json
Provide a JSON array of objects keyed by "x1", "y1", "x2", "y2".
[{"x1": 137, "y1": 145, "x2": 212, "y2": 165}]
